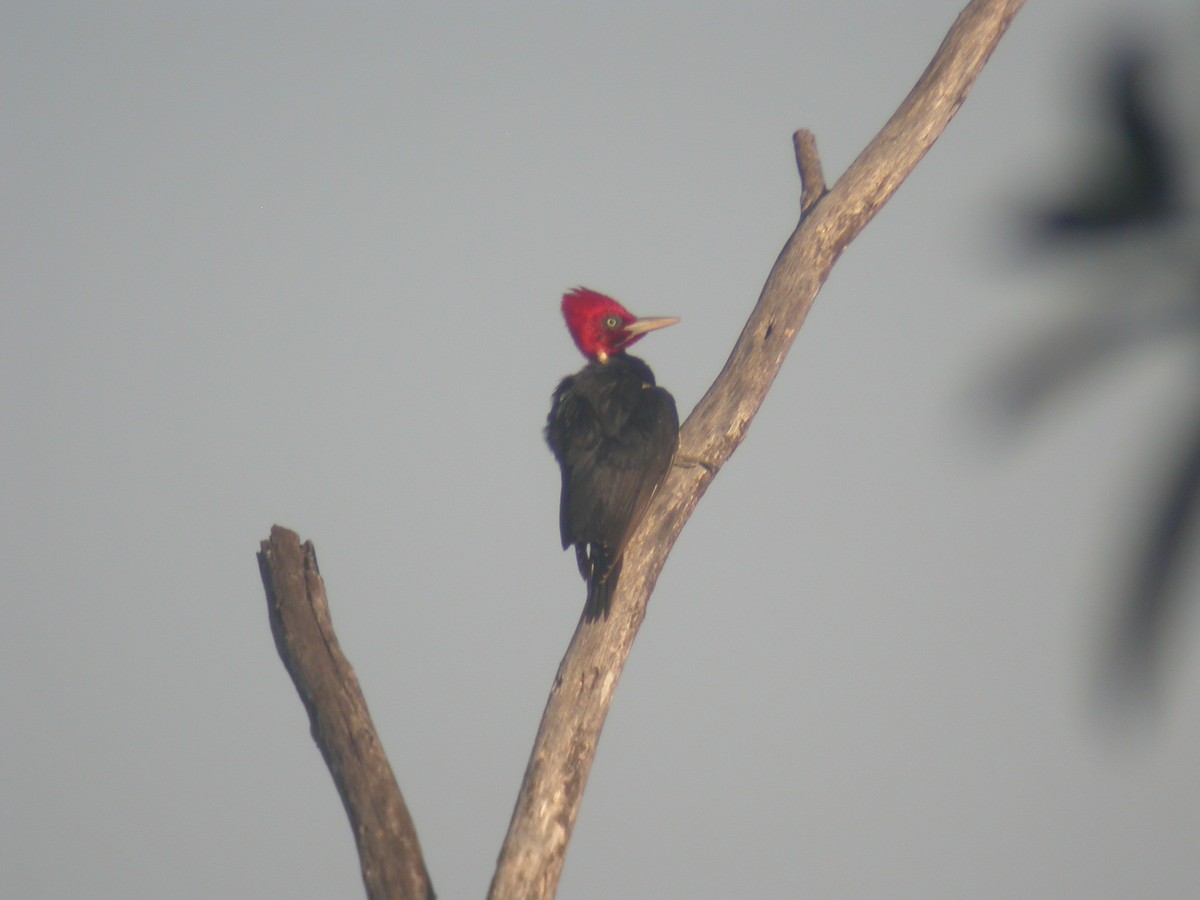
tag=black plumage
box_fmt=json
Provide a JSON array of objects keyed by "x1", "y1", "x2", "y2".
[{"x1": 546, "y1": 353, "x2": 679, "y2": 620}]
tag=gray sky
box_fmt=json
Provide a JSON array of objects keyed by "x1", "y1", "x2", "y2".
[{"x1": 5, "y1": 2, "x2": 1200, "y2": 897}]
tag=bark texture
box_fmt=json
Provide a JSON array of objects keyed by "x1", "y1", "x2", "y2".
[
  {"x1": 256, "y1": 2, "x2": 1025, "y2": 896},
  {"x1": 488, "y1": 2, "x2": 1026, "y2": 898},
  {"x1": 258, "y1": 526, "x2": 434, "y2": 900}
]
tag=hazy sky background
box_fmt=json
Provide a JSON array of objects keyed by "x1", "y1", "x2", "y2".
[{"x1": 5, "y1": 2, "x2": 1200, "y2": 897}]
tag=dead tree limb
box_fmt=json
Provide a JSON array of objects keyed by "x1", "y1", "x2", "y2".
[
  {"x1": 257, "y1": 525, "x2": 434, "y2": 900},
  {"x1": 488, "y1": 2, "x2": 1027, "y2": 898}
]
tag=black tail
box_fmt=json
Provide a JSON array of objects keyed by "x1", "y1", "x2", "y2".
[{"x1": 584, "y1": 556, "x2": 623, "y2": 621}]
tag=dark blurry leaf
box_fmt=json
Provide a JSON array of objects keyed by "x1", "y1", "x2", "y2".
[
  {"x1": 1109, "y1": 394, "x2": 1200, "y2": 695},
  {"x1": 1034, "y1": 44, "x2": 1180, "y2": 238},
  {"x1": 1002, "y1": 36, "x2": 1200, "y2": 709},
  {"x1": 985, "y1": 294, "x2": 1199, "y2": 427}
]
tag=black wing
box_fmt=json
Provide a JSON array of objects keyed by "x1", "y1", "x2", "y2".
[{"x1": 546, "y1": 357, "x2": 679, "y2": 617}]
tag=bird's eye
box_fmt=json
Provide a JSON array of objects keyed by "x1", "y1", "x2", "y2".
[{"x1": 604, "y1": 316, "x2": 621, "y2": 329}]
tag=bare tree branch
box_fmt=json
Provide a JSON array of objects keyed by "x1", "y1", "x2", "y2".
[
  {"x1": 488, "y1": 2, "x2": 1026, "y2": 898},
  {"x1": 795, "y1": 129, "x2": 826, "y2": 217},
  {"x1": 257, "y1": 526, "x2": 434, "y2": 900}
]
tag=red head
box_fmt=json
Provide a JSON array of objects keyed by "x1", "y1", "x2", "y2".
[{"x1": 561, "y1": 288, "x2": 679, "y2": 362}]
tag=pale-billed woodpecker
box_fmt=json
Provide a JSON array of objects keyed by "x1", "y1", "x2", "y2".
[{"x1": 546, "y1": 288, "x2": 680, "y2": 620}]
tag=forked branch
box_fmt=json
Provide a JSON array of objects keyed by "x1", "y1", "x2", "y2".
[
  {"x1": 256, "y1": 2, "x2": 1025, "y2": 897},
  {"x1": 488, "y1": 1, "x2": 1026, "y2": 898}
]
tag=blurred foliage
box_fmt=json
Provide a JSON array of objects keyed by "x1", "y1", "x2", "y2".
[{"x1": 1003, "y1": 38, "x2": 1200, "y2": 706}]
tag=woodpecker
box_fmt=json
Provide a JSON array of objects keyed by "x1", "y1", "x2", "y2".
[{"x1": 546, "y1": 288, "x2": 680, "y2": 620}]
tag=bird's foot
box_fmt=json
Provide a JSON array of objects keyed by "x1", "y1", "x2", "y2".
[{"x1": 674, "y1": 454, "x2": 719, "y2": 475}]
